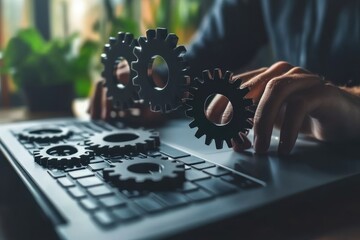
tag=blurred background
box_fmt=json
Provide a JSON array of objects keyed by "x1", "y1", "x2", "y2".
[{"x1": 0, "y1": 0, "x2": 213, "y2": 114}]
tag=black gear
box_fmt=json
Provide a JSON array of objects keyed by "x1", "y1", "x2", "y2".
[
  {"x1": 185, "y1": 69, "x2": 255, "y2": 149},
  {"x1": 33, "y1": 143, "x2": 92, "y2": 168},
  {"x1": 19, "y1": 126, "x2": 72, "y2": 143},
  {"x1": 85, "y1": 129, "x2": 160, "y2": 155},
  {"x1": 132, "y1": 28, "x2": 189, "y2": 113},
  {"x1": 101, "y1": 32, "x2": 140, "y2": 109},
  {"x1": 103, "y1": 156, "x2": 185, "y2": 190}
]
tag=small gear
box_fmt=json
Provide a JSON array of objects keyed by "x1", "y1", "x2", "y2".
[
  {"x1": 103, "y1": 156, "x2": 185, "y2": 190},
  {"x1": 19, "y1": 126, "x2": 72, "y2": 143},
  {"x1": 101, "y1": 32, "x2": 140, "y2": 109},
  {"x1": 132, "y1": 28, "x2": 189, "y2": 113},
  {"x1": 33, "y1": 143, "x2": 93, "y2": 168},
  {"x1": 85, "y1": 129, "x2": 160, "y2": 155},
  {"x1": 185, "y1": 69, "x2": 255, "y2": 149}
]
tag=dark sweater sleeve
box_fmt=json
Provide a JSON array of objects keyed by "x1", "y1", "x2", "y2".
[{"x1": 184, "y1": 0, "x2": 268, "y2": 78}]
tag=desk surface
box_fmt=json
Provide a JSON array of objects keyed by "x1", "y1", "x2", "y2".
[{"x1": 0, "y1": 101, "x2": 360, "y2": 240}]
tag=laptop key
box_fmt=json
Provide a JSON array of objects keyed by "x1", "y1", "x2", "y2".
[
  {"x1": 192, "y1": 162, "x2": 216, "y2": 170},
  {"x1": 80, "y1": 198, "x2": 99, "y2": 211},
  {"x1": 68, "y1": 187, "x2": 87, "y2": 198},
  {"x1": 133, "y1": 196, "x2": 166, "y2": 213},
  {"x1": 160, "y1": 144, "x2": 190, "y2": 159},
  {"x1": 204, "y1": 167, "x2": 231, "y2": 177},
  {"x1": 48, "y1": 169, "x2": 66, "y2": 178},
  {"x1": 177, "y1": 181, "x2": 198, "y2": 192},
  {"x1": 68, "y1": 169, "x2": 94, "y2": 179},
  {"x1": 185, "y1": 169, "x2": 210, "y2": 181},
  {"x1": 112, "y1": 206, "x2": 140, "y2": 221},
  {"x1": 77, "y1": 176, "x2": 103, "y2": 188},
  {"x1": 185, "y1": 189, "x2": 213, "y2": 202},
  {"x1": 93, "y1": 210, "x2": 115, "y2": 227},
  {"x1": 179, "y1": 156, "x2": 205, "y2": 165},
  {"x1": 100, "y1": 195, "x2": 126, "y2": 208},
  {"x1": 195, "y1": 178, "x2": 237, "y2": 195},
  {"x1": 88, "y1": 185, "x2": 113, "y2": 197},
  {"x1": 89, "y1": 162, "x2": 110, "y2": 171},
  {"x1": 58, "y1": 177, "x2": 75, "y2": 188},
  {"x1": 154, "y1": 192, "x2": 189, "y2": 207}
]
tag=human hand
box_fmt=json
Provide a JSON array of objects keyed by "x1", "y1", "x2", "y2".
[
  {"x1": 88, "y1": 61, "x2": 165, "y2": 127},
  {"x1": 207, "y1": 61, "x2": 360, "y2": 155}
]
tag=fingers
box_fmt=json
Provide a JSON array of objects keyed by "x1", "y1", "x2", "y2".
[
  {"x1": 243, "y1": 62, "x2": 295, "y2": 102},
  {"x1": 232, "y1": 67, "x2": 268, "y2": 83},
  {"x1": 254, "y1": 73, "x2": 323, "y2": 154},
  {"x1": 101, "y1": 86, "x2": 112, "y2": 120},
  {"x1": 206, "y1": 94, "x2": 229, "y2": 124}
]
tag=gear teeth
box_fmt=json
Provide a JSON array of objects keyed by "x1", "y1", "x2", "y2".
[
  {"x1": 131, "y1": 62, "x2": 139, "y2": 74},
  {"x1": 100, "y1": 54, "x2": 107, "y2": 64},
  {"x1": 188, "y1": 87, "x2": 197, "y2": 96},
  {"x1": 156, "y1": 28, "x2": 168, "y2": 40},
  {"x1": 189, "y1": 120, "x2": 198, "y2": 128},
  {"x1": 225, "y1": 139, "x2": 232, "y2": 148},
  {"x1": 130, "y1": 38, "x2": 138, "y2": 48},
  {"x1": 165, "y1": 33, "x2": 178, "y2": 48},
  {"x1": 238, "y1": 86, "x2": 249, "y2": 96},
  {"x1": 224, "y1": 71, "x2": 233, "y2": 82},
  {"x1": 146, "y1": 29, "x2": 156, "y2": 40},
  {"x1": 138, "y1": 36, "x2": 147, "y2": 47},
  {"x1": 205, "y1": 136, "x2": 213, "y2": 145},
  {"x1": 215, "y1": 139, "x2": 223, "y2": 149},
  {"x1": 195, "y1": 129, "x2": 205, "y2": 138},
  {"x1": 124, "y1": 33, "x2": 134, "y2": 45},
  {"x1": 233, "y1": 79, "x2": 242, "y2": 89},
  {"x1": 243, "y1": 99, "x2": 253, "y2": 106},
  {"x1": 174, "y1": 46, "x2": 187, "y2": 56},
  {"x1": 202, "y1": 70, "x2": 212, "y2": 81},
  {"x1": 133, "y1": 47, "x2": 141, "y2": 57},
  {"x1": 245, "y1": 119, "x2": 253, "y2": 129},
  {"x1": 233, "y1": 134, "x2": 244, "y2": 145},
  {"x1": 117, "y1": 32, "x2": 125, "y2": 42},
  {"x1": 213, "y1": 68, "x2": 222, "y2": 81},
  {"x1": 104, "y1": 44, "x2": 110, "y2": 53},
  {"x1": 109, "y1": 37, "x2": 116, "y2": 46}
]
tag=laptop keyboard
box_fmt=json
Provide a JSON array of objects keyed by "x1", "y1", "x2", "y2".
[{"x1": 14, "y1": 121, "x2": 263, "y2": 228}]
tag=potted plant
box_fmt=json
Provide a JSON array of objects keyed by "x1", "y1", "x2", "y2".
[{"x1": 1, "y1": 28, "x2": 98, "y2": 113}]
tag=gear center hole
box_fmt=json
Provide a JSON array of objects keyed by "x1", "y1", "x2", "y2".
[
  {"x1": 147, "y1": 55, "x2": 169, "y2": 90},
  {"x1": 128, "y1": 163, "x2": 163, "y2": 174},
  {"x1": 29, "y1": 128, "x2": 62, "y2": 135},
  {"x1": 103, "y1": 133, "x2": 139, "y2": 142},
  {"x1": 114, "y1": 57, "x2": 130, "y2": 89},
  {"x1": 204, "y1": 94, "x2": 233, "y2": 126},
  {"x1": 46, "y1": 145, "x2": 77, "y2": 156}
]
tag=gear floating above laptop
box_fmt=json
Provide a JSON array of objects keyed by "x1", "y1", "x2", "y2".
[
  {"x1": 101, "y1": 32, "x2": 140, "y2": 109},
  {"x1": 103, "y1": 156, "x2": 185, "y2": 190},
  {"x1": 132, "y1": 28, "x2": 189, "y2": 113},
  {"x1": 33, "y1": 143, "x2": 93, "y2": 168},
  {"x1": 85, "y1": 129, "x2": 160, "y2": 156},
  {"x1": 19, "y1": 126, "x2": 72, "y2": 143},
  {"x1": 185, "y1": 69, "x2": 255, "y2": 149}
]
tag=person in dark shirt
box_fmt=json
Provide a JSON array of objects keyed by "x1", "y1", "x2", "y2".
[{"x1": 89, "y1": 0, "x2": 360, "y2": 155}]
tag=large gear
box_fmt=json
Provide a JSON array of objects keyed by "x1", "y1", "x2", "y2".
[
  {"x1": 85, "y1": 129, "x2": 160, "y2": 155},
  {"x1": 101, "y1": 32, "x2": 140, "y2": 109},
  {"x1": 103, "y1": 156, "x2": 185, "y2": 190},
  {"x1": 33, "y1": 143, "x2": 93, "y2": 168},
  {"x1": 132, "y1": 28, "x2": 189, "y2": 113},
  {"x1": 185, "y1": 69, "x2": 255, "y2": 149},
  {"x1": 19, "y1": 126, "x2": 72, "y2": 143}
]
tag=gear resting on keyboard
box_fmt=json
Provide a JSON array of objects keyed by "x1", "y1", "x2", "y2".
[
  {"x1": 19, "y1": 126, "x2": 72, "y2": 143},
  {"x1": 33, "y1": 143, "x2": 93, "y2": 168},
  {"x1": 85, "y1": 129, "x2": 160, "y2": 155},
  {"x1": 103, "y1": 156, "x2": 185, "y2": 190}
]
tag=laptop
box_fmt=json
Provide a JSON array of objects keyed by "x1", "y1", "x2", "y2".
[{"x1": 0, "y1": 116, "x2": 359, "y2": 239}]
